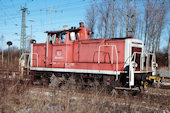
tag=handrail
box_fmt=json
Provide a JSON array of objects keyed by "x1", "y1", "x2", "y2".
[
  {"x1": 32, "y1": 53, "x2": 38, "y2": 67},
  {"x1": 131, "y1": 52, "x2": 156, "y2": 72},
  {"x1": 19, "y1": 53, "x2": 30, "y2": 71},
  {"x1": 146, "y1": 53, "x2": 156, "y2": 72},
  {"x1": 19, "y1": 52, "x2": 38, "y2": 70},
  {"x1": 98, "y1": 45, "x2": 119, "y2": 80},
  {"x1": 131, "y1": 52, "x2": 142, "y2": 71}
]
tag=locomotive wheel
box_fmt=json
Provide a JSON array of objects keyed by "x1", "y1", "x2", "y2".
[
  {"x1": 49, "y1": 73, "x2": 77, "y2": 91},
  {"x1": 41, "y1": 73, "x2": 50, "y2": 86},
  {"x1": 139, "y1": 81, "x2": 148, "y2": 93},
  {"x1": 93, "y1": 80, "x2": 100, "y2": 91},
  {"x1": 58, "y1": 76, "x2": 67, "y2": 90},
  {"x1": 103, "y1": 75, "x2": 115, "y2": 94},
  {"x1": 67, "y1": 75, "x2": 76, "y2": 91},
  {"x1": 143, "y1": 81, "x2": 148, "y2": 91}
]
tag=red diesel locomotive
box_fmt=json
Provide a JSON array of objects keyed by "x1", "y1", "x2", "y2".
[{"x1": 20, "y1": 22, "x2": 158, "y2": 90}]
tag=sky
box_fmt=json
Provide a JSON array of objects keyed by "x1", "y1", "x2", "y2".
[
  {"x1": 0, "y1": 0, "x2": 169, "y2": 51},
  {"x1": 0, "y1": 0, "x2": 90, "y2": 49}
]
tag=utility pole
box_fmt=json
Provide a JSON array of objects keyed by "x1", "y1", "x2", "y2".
[
  {"x1": 28, "y1": 19, "x2": 34, "y2": 51},
  {"x1": 168, "y1": 31, "x2": 170, "y2": 71},
  {"x1": 7, "y1": 41, "x2": 12, "y2": 66},
  {"x1": 20, "y1": 7, "x2": 27, "y2": 56},
  {"x1": 1, "y1": 35, "x2": 4, "y2": 65},
  {"x1": 28, "y1": 19, "x2": 34, "y2": 38},
  {"x1": 40, "y1": 7, "x2": 63, "y2": 30},
  {"x1": 31, "y1": 23, "x2": 32, "y2": 39}
]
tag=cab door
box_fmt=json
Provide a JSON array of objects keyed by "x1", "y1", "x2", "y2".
[
  {"x1": 132, "y1": 47, "x2": 142, "y2": 71},
  {"x1": 52, "y1": 44, "x2": 66, "y2": 68},
  {"x1": 51, "y1": 32, "x2": 67, "y2": 68}
]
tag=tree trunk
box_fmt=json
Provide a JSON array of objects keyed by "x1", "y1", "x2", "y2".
[
  {"x1": 111, "y1": 4, "x2": 115, "y2": 38},
  {"x1": 120, "y1": 5, "x2": 123, "y2": 37},
  {"x1": 126, "y1": 0, "x2": 129, "y2": 36},
  {"x1": 104, "y1": 19, "x2": 108, "y2": 38}
]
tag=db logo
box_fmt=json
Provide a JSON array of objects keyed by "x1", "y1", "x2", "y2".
[{"x1": 57, "y1": 51, "x2": 62, "y2": 56}]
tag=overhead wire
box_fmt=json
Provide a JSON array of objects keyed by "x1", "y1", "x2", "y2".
[
  {"x1": 0, "y1": 0, "x2": 88, "y2": 24},
  {"x1": 0, "y1": 0, "x2": 145, "y2": 30},
  {"x1": 0, "y1": 0, "x2": 22, "y2": 27},
  {"x1": 0, "y1": 0, "x2": 150, "y2": 35}
]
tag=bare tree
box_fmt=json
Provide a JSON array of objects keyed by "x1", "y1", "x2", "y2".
[
  {"x1": 85, "y1": 0, "x2": 169, "y2": 54},
  {"x1": 119, "y1": 4, "x2": 124, "y2": 37},
  {"x1": 97, "y1": 18, "x2": 104, "y2": 38},
  {"x1": 85, "y1": 1, "x2": 97, "y2": 38},
  {"x1": 97, "y1": 0, "x2": 112, "y2": 38},
  {"x1": 125, "y1": 0, "x2": 130, "y2": 36},
  {"x1": 143, "y1": 0, "x2": 149, "y2": 49},
  {"x1": 142, "y1": 0, "x2": 168, "y2": 52},
  {"x1": 154, "y1": 1, "x2": 167, "y2": 53},
  {"x1": 110, "y1": 0, "x2": 116, "y2": 38},
  {"x1": 117, "y1": 0, "x2": 138, "y2": 37}
]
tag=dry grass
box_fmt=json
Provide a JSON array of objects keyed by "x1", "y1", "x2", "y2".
[{"x1": 0, "y1": 77, "x2": 170, "y2": 113}]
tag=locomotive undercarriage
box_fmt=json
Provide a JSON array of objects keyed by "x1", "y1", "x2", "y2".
[{"x1": 28, "y1": 70, "x2": 148, "y2": 93}]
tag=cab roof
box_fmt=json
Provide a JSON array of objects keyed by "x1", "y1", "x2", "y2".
[{"x1": 45, "y1": 28, "x2": 81, "y2": 34}]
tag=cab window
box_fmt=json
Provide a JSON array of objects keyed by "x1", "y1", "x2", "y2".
[
  {"x1": 49, "y1": 32, "x2": 67, "y2": 44},
  {"x1": 70, "y1": 32, "x2": 76, "y2": 40},
  {"x1": 49, "y1": 34, "x2": 53, "y2": 44},
  {"x1": 61, "y1": 33, "x2": 66, "y2": 43}
]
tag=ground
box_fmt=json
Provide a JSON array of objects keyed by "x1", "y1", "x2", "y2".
[{"x1": 0, "y1": 76, "x2": 170, "y2": 113}]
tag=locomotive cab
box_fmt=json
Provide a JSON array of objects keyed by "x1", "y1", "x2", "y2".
[{"x1": 47, "y1": 26, "x2": 90, "y2": 44}]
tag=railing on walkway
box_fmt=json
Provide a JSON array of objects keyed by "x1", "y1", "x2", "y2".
[{"x1": 98, "y1": 45, "x2": 119, "y2": 80}]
